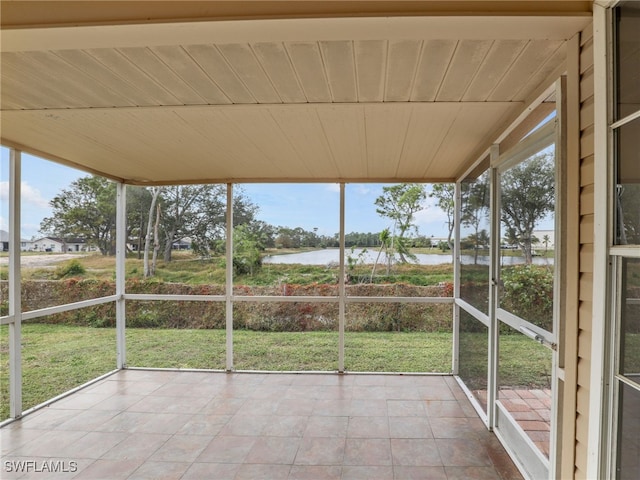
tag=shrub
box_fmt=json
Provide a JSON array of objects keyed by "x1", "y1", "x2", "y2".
[
  {"x1": 500, "y1": 265, "x2": 554, "y2": 331},
  {"x1": 55, "y1": 259, "x2": 86, "y2": 278}
]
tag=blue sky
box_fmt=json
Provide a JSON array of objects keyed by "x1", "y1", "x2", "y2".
[{"x1": 1, "y1": 147, "x2": 452, "y2": 240}]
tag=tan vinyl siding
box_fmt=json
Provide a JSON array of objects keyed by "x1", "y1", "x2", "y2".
[
  {"x1": 575, "y1": 21, "x2": 594, "y2": 480},
  {"x1": 581, "y1": 155, "x2": 595, "y2": 186}
]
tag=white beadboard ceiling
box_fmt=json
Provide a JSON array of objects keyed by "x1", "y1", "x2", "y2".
[{"x1": 0, "y1": 3, "x2": 591, "y2": 185}]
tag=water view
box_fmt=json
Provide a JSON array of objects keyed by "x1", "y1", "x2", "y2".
[{"x1": 263, "y1": 248, "x2": 554, "y2": 266}]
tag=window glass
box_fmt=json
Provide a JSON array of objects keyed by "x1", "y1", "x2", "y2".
[
  {"x1": 620, "y1": 258, "x2": 640, "y2": 384},
  {"x1": 615, "y1": 117, "x2": 640, "y2": 245},
  {"x1": 345, "y1": 302, "x2": 452, "y2": 373},
  {"x1": 233, "y1": 302, "x2": 339, "y2": 371},
  {"x1": 458, "y1": 309, "x2": 489, "y2": 413},
  {"x1": 18, "y1": 155, "x2": 117, "y2": 312},
  {"x1": 499, "y1": 148, "x2": 556, "y2": 332},
  {"x1": 1, "y1": 149, "x2": 8, "y2": 316},
  {"x1": 498, "y1": 322, "x2": 553, "y2": 459},
  {"x1": 615, "y1": 1, "x2": 640, "y2": 120},
  {"x1": 460, "y1": 171, "x2": 491, "y2": 314},
  {"x1": 616, "y1": 382, "x2": 640, "y2": 480},
  {"x1": 239, "y1": 183, "x2": 339, "y2": 296}
]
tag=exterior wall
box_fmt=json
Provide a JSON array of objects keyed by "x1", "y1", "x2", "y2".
[{"x1": 575, "y1": 22, "x2": 594, "y2": 480}]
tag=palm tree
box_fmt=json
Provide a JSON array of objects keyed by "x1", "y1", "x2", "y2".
[{"x1": 371, "y1": 228, "x2": 391, "y2": 281}]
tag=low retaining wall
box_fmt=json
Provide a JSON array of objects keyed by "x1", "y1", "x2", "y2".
[{"x1": 2, "y1": 280, "x2": 453, "y2": 332}]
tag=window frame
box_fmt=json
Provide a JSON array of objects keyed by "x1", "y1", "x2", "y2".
[{"x1": 606, "y1": 2, "x2": 640, "y2": 478}]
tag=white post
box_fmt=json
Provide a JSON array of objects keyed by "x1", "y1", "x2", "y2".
[
  {"x1": 549, "y1": 74, "x2": 568, "y2": 480},
  {"x1": 338, "y1": 183, "x2": 345, "y2": 373},
  {"x1": 226, "y1": 183, "x2": 234, "y2": 371},
  {"x1": 587, "y1": 4, "x2": 611, "y2": 478},
  {"x1": 488, "y1": 145, "x2": 501, "y2": 430},
  {"x1": 9, "y1": 149, "x2": 22, "y2": 418},
  {"x1": 115, "y1": 182, "x2": 127, "y2": 369},
  {"x1": 452, "y1": 181, "x2": 462, "y2": 374}
]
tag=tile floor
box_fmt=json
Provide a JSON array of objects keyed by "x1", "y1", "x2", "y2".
[
  {"x1": 473, "y1": 388, "x2": 552, "y2": 457},
  {"x1": 1, "y1": 370, "x2": 524, "y2": 479}
]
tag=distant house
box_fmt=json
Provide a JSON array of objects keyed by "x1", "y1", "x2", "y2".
[
  {"x1": 172, "y1": 238, "x2": 192, "y2": 250},
  {"x1": 0, "y1": 230, "x2": 32, "y2": 252},
  {"x1": 0, "y1": 230, "x2": 8, "y2": 252},
  {"x1": 20, "y1": 239, "x2": 34, "y2": 251},
  {"x1": 31, "y1": 237, "x2": 87, "y2": 253}
]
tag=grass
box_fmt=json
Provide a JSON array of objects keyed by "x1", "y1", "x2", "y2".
[
  {"x1": 0, "y1": 323, "x2": 567, "y2": 422},
  {"x1": 0, "y1": 324, "x2": 117, "y2": 421}
]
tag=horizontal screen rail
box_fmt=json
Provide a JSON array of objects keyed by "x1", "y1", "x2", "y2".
[
  {"x1": 124, "y1": 293, "x2": 453, "y2": 304},
  {"x1": 21, "y1": 295, "x2": 118, "y2": 321}
]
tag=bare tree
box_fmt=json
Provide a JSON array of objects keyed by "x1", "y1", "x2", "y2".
[{"x1": 143, "y1": 187, "x2": 162, "y2": 277}]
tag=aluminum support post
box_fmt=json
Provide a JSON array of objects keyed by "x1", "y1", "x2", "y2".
[
  {"x1": 226, "y1": 184, "x2": 234, "y2": 371},
  {"x1": 115, "y1": 182, "x2": 127, "y2": 369},
  {"x1": 9, "y1": 149, "x2": 22, "y2": 418}
]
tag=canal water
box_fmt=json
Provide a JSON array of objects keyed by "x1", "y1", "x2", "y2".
[{"x1": 262, "y1": 248, "x2": 553, "y2": 266}]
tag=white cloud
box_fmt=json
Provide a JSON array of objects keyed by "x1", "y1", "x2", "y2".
[
  {"x1": 326, "y1": 184, "x2": 341, "y2": 193},
  {"x1": 413, "y1": 198, "x2": 450, "y2": 236},
  {"x1": 355, "y1": 185, "x2": 373, "y2": 196},
  {"x1": 0, "y1": 181, "x2": 50, "y2": 208}
]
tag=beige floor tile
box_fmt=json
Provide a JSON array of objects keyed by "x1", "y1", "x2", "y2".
[
  {"x1": 218, "y1": 415, "x2": 271, "y2": 436},
  {"x1": 347, "y1": 416, "x2": 390, "y2": 438},
  {"x1": 1, "y1": 372, "x2": 524, "y2": 480},
  {"x1": 127, "y1": 461, "x2": 190, "y2": 480},
  {"x1": 262, "y1": 415, "x2": 308, "y2": 437},
  {"x1": 244, "y1": 436, "x2": 301, "y2": 464},
  {"x1": 393, "y1": 466, "x2": 448, "y2": 479},
  {"x1": 294, "y1": 437, "x2": 346, "y2": 465},
  {"x1": 176, "y1": 413, "x2": 231, "y2": 435},
  {"x1": 73, "y1": 459, "x2": 143, "y2": 479},
  {"x1": 181, "y1": 462, "x2": 240, "y2": 480},
  {"x1": 149, "y1": 434, "x2": 209, "y2": 463},
  {"x1": 100, "y1": 432, "x2": 170, "y2": 461},
  {"x1": 304, "y1": 416, "x2": 348, "y2": 437},
  {"x1": 195, "y1": 435, "x2": 257, "y2": 463},
  {"x1": 390, "y1": 438, "x2": 442, "y2": 466},
  {"x1": 235, "y1": 463, "x2": 292, "y2": 479},
  {"x1": 344, "y1": 438, "x2": 392, "y2": 466},
  {"x1": 388, "y1": 417, "x2": 432, "y2": 439},
  {"x1": 435, "y1": 438, "x2": 493, "y2": 467},
  {"x1": 287, "y1": 465, "x2": 342, "y2": 479},
  {"x1": 387, "y1": 400, "x2": 427, "y2": 417},
  {"x1": 341, "y1": 465, "x2": 394, "y2": 479}
]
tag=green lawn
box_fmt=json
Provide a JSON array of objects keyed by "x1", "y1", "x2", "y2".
[{"x1": 1, "y1": 324, "x2": 565, "y2": 422}]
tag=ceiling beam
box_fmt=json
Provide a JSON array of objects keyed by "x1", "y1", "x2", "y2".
[
  {"x1": 0, "y1": 1, "x2": 594, "y2": 29},
  {"x1": 2, "y1": 15, "x2": 591, "y2": 52}
]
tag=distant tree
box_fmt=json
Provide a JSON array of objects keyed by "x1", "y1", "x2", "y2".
[
  {"x1": 461, "y1": 173, "x2": 490, "y2": 264},
  {"x1": 241, "y1": 220, "x2": 276, "y2": 250},
  {"x1": 160, "y1": 185, "x2": 257, "y2": 261},
  {"x1": 371, "y1": 227, "x2": 392, "y2": 280},
  {"x1": 232, "y1": 224, "x2": 262, "y2": 275},
  {"x1": 430, "y1": 184, "x2": 455, "y2": 252},
  {"x1": 345, "y1": 232, "x2": 382, "y2": 248},
  {"x1": 501, "y1": 153, "x2": 555, "y2": 264},
  {"x1": 542, "y1": 234, "x2": 551, "y2": 252},
  {"x1": 40, "y1": 176, "x2": 117, "y2": 255},
  {"x1": 274, "y1": 227, "x2": 300, "y2": 249},
  {"x1": 375, "y1": 184, "x2": 426, "y2": 263}
]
